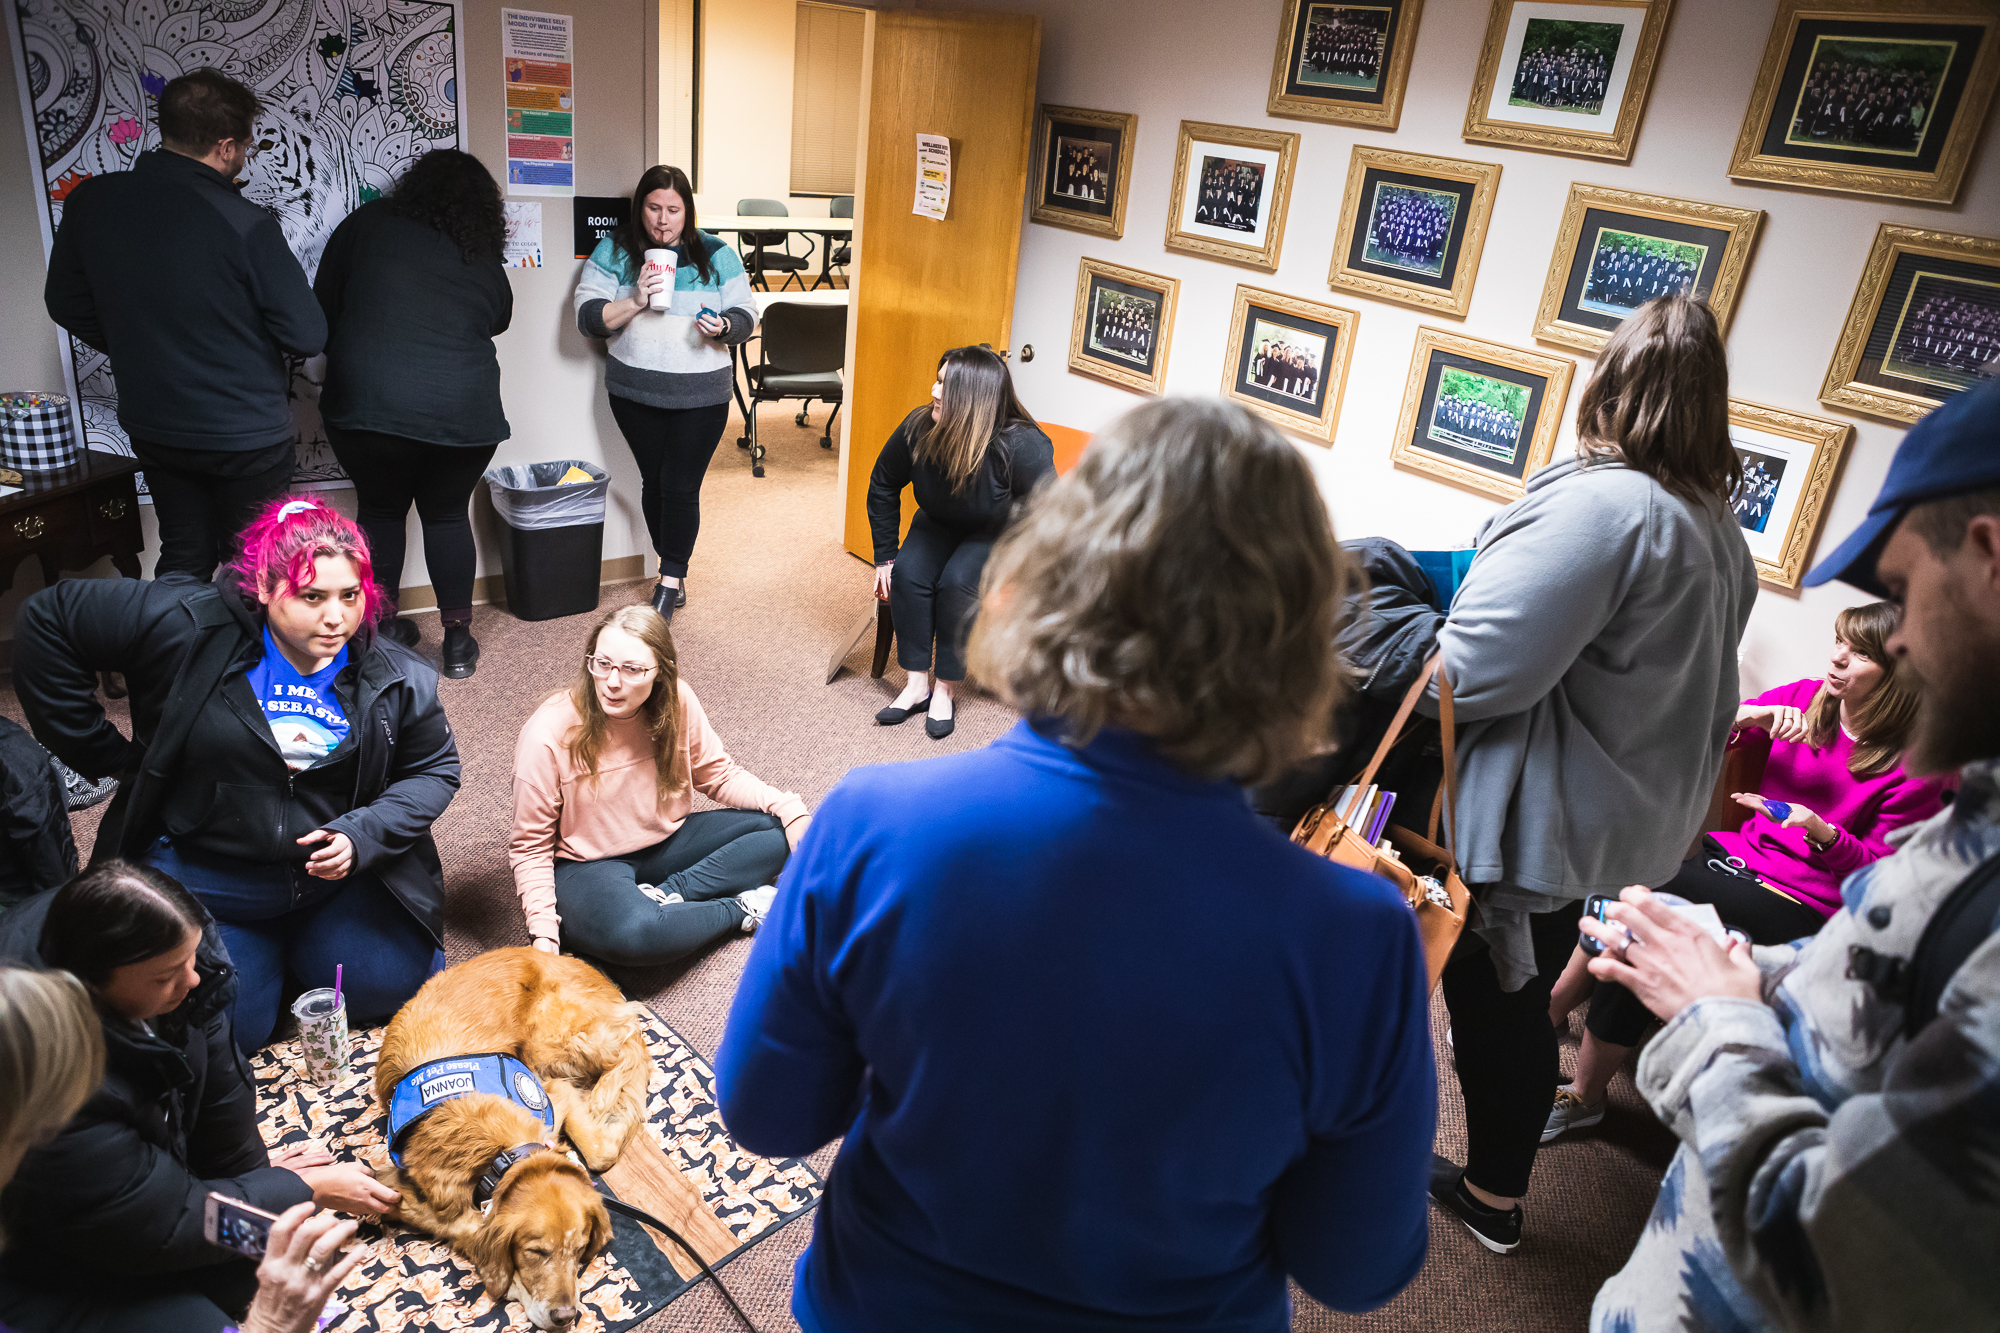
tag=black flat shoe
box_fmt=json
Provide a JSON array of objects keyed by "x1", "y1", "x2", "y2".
[
  {"x1": 441, "y1": 624, "x2": 479, "y2": 679},
  {"x1": 383, "y1": 616, "x2": 421, "y2": 648},
  {"x1": 875, "y1": 696, "x2": 932, "y2": 725},
  {"x1": 925, "y1": 712, "x2": 955, "y2": 740},
  {"x1": 649, "y1": 581, "x2": 678, "y2": 619},
  {"x1": 675, "y1": 578, "x2": 688, "y2": 609}
]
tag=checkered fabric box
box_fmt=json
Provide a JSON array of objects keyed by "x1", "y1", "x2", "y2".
[{"x1": 0, "y1": 391, "x2": 78, "y2": 471}]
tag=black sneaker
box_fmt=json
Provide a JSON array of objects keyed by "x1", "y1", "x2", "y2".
[{"x1": 1428, "y1": 1154, "x2": 1522, "y2": 1253}]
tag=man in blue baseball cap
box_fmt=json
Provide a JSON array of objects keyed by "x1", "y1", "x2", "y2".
[{"x1": 1585, "y1": 373, "x2": 2000, "y2": 1333}]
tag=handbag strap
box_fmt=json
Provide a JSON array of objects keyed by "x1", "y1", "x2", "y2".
[
  {"x1": 1427, "y1": 661, "x2": 1460, "y2": 863},
  {"x1": 1341, "y1": 655, "x2": 1442, "y2": 822}
]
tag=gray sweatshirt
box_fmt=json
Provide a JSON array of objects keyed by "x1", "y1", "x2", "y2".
[{"x1": 1420, "y1": 454, "x2": 1758, "y2": 989}]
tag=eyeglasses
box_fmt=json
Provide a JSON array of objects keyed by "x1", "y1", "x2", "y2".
[{"x1": 584, "y1": 654, "x2": 658, "y2": 682}]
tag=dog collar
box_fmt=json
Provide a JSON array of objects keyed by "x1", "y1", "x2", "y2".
[
  {"x1": 475, "y1": 1142, "x2": 553, "y2": 1210},
  {"x1": 386, "y1": 1053, "x2": 555, "y2": 1167}
]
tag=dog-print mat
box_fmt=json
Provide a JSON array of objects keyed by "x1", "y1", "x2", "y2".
[{"x1": 252, "y1": 1012, "x2": 823, "y2": 1332}]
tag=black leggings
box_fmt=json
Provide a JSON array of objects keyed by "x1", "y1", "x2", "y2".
[
  {"x1": 326, "y1": 427, "x2": 497, "y2": 616},
  {"x1": 1440, "y1": 898, "x2": 1584, "y2": 1199},
  {"x1": 607, "y1": 397, "x2": 731, "y2": 579},
  {"x1": 1586, "y1": 840, "x2": 1828, "y2": 1048},
  {"x1": 132, "y1": 437, "x2": 295, "y2": 581},
  {"x1": 550, "y1": 809, "x2": 789, "y2": 967},
  {"x1": 890, "y1": 510, "x2": 995, "y2": 682}
]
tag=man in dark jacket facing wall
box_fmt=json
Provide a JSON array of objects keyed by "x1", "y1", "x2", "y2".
[{"x1": 44, "y1": 68, "x2": 326, "y2": 580}]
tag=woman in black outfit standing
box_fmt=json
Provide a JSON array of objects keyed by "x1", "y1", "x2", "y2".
[
  {"x1": 316, "y1": 148, "x2": 512, "y2": 679},
  {"x1": 868, "y1": 346, "x2": 1053, "y2": 739}
]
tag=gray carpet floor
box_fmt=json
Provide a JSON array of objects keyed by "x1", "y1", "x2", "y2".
[{"x1": 7, "y1": 404, "x2": 1673, "y2": 1332}]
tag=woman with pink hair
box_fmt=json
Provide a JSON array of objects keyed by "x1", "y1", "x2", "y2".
[{"x1": 12, "y1": 496, "x2": 461, "y2": 1052}]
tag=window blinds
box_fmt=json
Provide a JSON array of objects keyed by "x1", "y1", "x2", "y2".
[{"x1": 790, "y1": 3, "x2": 865, "y2": 196}]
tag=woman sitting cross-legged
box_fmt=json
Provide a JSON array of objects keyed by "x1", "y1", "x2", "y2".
[
  {"x1": 868, "y1": 345, "x2": 1054, "y2": 739},
  {"x1": 1543, "y1": 600, "x2": 1948, "y2": 1139},
  {"x1": 509, "y1": 605, "x2": 811, "y2": 965},
  {"x1": 12, "y1": 497, "x2": 460, "y2": 1054}
]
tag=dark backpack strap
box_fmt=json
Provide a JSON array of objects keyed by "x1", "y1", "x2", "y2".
[{"x1": 1903, "y1": 851, "x2": 2000, "y2": 1040}]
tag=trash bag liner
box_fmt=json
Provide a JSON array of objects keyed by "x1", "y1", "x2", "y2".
[{"x1": 484, "y1": 461, "x2": 609, "y2": 530}]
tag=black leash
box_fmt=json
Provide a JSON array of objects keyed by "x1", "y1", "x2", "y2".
[{"x1": 598, "y1": 1195, "x2": 764, "y2": 1333}]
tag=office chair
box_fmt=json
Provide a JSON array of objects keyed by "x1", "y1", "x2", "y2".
[
  {"x1": 737, "y1": 198, "x2": 812, "y2": 292},
  {"x1": 828, "y1": 195, "x2": 853, "y2": 283},
  {"x1": 743, "y1": 302, "x2": 846, "y2": 478}
]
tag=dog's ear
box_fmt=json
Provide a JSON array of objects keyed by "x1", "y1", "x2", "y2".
[
  {"x1": 582, "y1": 1200, "x2": 613, "y2": 1272},
  {"x1": 467, "y1": 1210, "x2": 518, "y2": 1304}
]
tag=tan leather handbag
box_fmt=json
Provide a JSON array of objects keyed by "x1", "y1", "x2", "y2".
[{"x1": 1290, "y1": 654, "x2": 1471, "y2": 990}]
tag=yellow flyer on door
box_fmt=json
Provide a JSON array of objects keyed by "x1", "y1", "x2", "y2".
[{"x1": 914, "y1": 133, "x2": 951, "y2": 221}]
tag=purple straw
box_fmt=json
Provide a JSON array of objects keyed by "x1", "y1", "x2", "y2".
[{"x1": 334, "y1": 964, "x2": 343, "y2": 1007}]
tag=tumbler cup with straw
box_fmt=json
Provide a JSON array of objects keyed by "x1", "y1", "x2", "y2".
[{"x1": 292, "y1": 963, "x2": 350, "y2": 1086}]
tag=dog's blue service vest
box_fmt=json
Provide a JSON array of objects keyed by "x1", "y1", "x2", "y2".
[{"x1": 386, "y1": 1053, "x2": 555, "y2": 1166}]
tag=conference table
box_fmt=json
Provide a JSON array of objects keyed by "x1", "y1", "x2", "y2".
[
  {"x1": 703, "y1": 214, "x2": 854, "y2": 291},
  {"x1": 730, "y1": 288, "x2": 851, "y2": 463}
]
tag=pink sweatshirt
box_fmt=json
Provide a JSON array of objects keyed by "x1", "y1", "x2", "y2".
[
  {"x1": 1711, "y1": 677, "x2": 1948, "y2": 917},
  {"x1": 509, "y1": 681, "x2": 810, "y2": 942}
]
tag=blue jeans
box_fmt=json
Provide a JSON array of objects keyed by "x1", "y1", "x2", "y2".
[{"x1": 145, "y1": 837, "x2": 443, "y2": 1054}]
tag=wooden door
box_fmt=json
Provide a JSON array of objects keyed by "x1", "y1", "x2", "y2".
[{"x1": 839, "y1": 10, "x2": 1041, "y2": 560}]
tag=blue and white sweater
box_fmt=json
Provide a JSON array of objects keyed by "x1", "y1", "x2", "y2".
[{"x1": 572, "y1": 231, "x2": 757, "y2": 410}]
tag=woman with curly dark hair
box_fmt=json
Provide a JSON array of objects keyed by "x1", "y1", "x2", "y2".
[{"x1": 315, "y1": 148, "x2": 513, "y2": 678}]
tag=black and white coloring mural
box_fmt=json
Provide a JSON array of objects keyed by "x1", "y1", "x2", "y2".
[{"x1": 6, "y1": 0, "x2": 465, "y2": 490}]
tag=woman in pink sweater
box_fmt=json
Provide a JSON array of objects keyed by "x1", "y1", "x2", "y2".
[
  {"x1": 509, "y1": 605, "x2": 811, "y2": 964},
  {"x1": 1544, "y1": 601, "x2": 1946, "y2": 1137}
]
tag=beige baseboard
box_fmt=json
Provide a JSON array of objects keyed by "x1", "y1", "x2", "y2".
[{"x1": 394, "y1": 555, "x2": 650, "y2": 613}]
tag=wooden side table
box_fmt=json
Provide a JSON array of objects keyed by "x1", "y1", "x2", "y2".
[{"x1": 0, "y1": 450, "x2": 144, "y2": 591}]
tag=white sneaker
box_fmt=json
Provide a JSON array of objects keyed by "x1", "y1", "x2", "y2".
[
  {"x1": 737, "y1": 884, "x2": 779, "y2": 932},
  {"x1": 1542, "y1": 1084, "x2": 1605, "y2": 1142},
  {"x1": 636, "y1": 883, "x2": 684, "y2": 907}
]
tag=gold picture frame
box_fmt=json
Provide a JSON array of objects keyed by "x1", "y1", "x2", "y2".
[
  {"x1": 1820, "y1": 223, "x2": 2000, "y2": 424},
  {"x1": 1164, "y1": 121, "x2": 1300, "y2": 272},
  {"x1": 1068, "y1": 257, "x2": 1180, "y2": 396},
  {"x1": 1727, "y1": 0, "x2": 1999, "y2": 205},
  {"x1": 1329, "y1": 147, "x2": 1502, "y2": 318},
  {"x1": 1266, "y1": 0, "x2": 1427, "y2": 130},
  {"x1": 1221, "y1": 286, "x2": 1359, "y2": 444},
  {"x1": 1462, "y1": 0, "x2": 1674, "y2": 162},
  {"x1": 1391, "y1": 327, "x2": 1576, "y2": 502},
  {"x1": 1532, "y1": 184, "x2": 1764, "y2": 355},
  {"x1": 1029, "y1": 105, "x2": 1139, "y2": 239},
  {"x1": 1725, "y1": 399, "x2": 1854, "y2": 590}
]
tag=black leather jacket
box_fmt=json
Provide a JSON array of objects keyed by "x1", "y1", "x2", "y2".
[{"x1": 12, "y1": 574, "x2": 460, "y2": 940}]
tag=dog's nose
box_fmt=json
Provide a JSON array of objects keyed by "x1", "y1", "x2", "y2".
[{"x1": 548, "y1": 1305, "x2": 579, "y2": 1329}]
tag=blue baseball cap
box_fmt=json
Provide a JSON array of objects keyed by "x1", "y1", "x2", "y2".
[{"x1": 1804, "y1": 374, "x2": 2000, "y2": 596}]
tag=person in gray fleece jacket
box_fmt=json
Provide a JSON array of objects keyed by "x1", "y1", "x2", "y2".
[{"x1": 1421, "y1": 296, "x2": 1758, "y2": 1253}]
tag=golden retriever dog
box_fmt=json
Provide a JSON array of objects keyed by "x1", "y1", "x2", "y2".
[{"x1": 374, "y1": 947, "x2": 653, "y2": 1330}]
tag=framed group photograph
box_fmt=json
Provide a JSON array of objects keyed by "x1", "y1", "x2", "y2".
[
  {"x1": 1532, "y1": 184, "x2": 1763, "y2": 354},
  {"x1": 1821, "y1": 223, "x2": 2000, "y2": 423},
  {"x1": 1391, "y1": 328, "x2": 1575, "y2": 502},
  {"x1": 1725, "y1": 400, "x2": 1853, "y2": 589},
  {"x1": 1029, "y1": 105, "x2": 1139, "y2": 239},
  {"x1": 1164, "y1": 121, "x2": 1300, "y2": 272},
  {"x1": 1220, "y1": 286, "x2": 1359, "y2": 443},
  {"x1": 1728, "y1": 0, "x2": 1999, "y2": 204},
  {"x1": 1329, "y1": 147, "x2": 1502, "y2": 317},
  {"x1": 1266, "y1": 0, "x2": 1426, "y2": 129},
  {"x1": 1068, "y1": 258, "x2": 1181, "y2": 396},
  {"x1": 1462, "y1": 0, "x2": 1675, "y2": 161}
]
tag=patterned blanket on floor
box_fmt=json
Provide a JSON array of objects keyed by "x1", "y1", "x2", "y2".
[{"x1": 251, "y1": 1013, "x2": 821, "y2": 1332}]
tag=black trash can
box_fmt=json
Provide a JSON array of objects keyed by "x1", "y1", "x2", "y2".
[{"x1": 484, "y1": 461, "x2": 610, "y2": 621}]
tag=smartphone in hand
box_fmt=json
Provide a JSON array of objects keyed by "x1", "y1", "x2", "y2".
[{"x1": 204, "y1": 1191, "x2": 280, "y2": 1258}]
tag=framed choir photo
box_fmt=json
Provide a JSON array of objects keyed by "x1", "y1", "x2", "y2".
[
  {"x1": 1068, "y1": 258, "x2": 1180, "y2": 396},
  {"x1": 1462, "y1": 0, "x2": 1675, "y2": 162},
  {"x1": 1221, "y1": 287, "x2": 1359, "y2": 443},
  {"x1": 1329, "y1": 147, "x2": 1502, "y2": 318},
  {"x1": 1390, "y1": 328, "x2": 1575, "y2": 502},
  {"x1": 1727, "y1": 0, "x2": 1999, "y2": 205},
  {"x1": 1725, "y1": 400, "x2": 1853, "y2": 589},
  {"x1": 1820, "y1": 223, "x2": 2000, "y2": 423},
  {"x1": 1532, "y1": 184, "x2": 1763, "y2": 355},
  {"x1": 1266, "y1": 0, "x2": 1427, "y2": 130},
  {"x1": 1029, "y1": 105, "x2": 1139, "y2": 239},
  {"x1": 1164, "y1": 122, "x2": 1300, "y2": 272}
]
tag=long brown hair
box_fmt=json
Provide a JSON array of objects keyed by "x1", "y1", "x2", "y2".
[
  {"x1": 563, "y1": 606, "x2": 683, "y2": 801},
  {"x1": 1804, "y1": 601, "x2": 1921, "y2": 778},
  {"x1": 1575, "y1": 294, "x2": 1741, "y2": 506},
  {"x1": 616, "y1": 165, "x2": 714, "y2": 285},
  {"x1": 968, "y1": 397, "x2": 1353, "y2": 785},
  {"x1": 909, "y1": 346, "x2": 1037, "y2": 492}
]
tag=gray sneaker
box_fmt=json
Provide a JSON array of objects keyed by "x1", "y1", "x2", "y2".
[
  {"x1": 737, "y1": 884, "x2": 778, "y2": 932},
  {"x1": 636, "y1": 883, "x2": 684, "y2": 907},
  {"x1": 1542, "y1": 1085, "x2": 1605, "y2": 1142}
]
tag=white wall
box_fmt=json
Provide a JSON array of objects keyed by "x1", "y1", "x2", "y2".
[
  {"x1": 930, "y1": 0, "x2": 1998, "y2": 692},
  {"x1": 694, "y1": 0, "x2": 830, "y2": 218}
]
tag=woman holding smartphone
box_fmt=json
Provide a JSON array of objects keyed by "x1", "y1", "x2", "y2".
[{"x1": 0, "y1": 863, "x2": 394, "y2": 1332}]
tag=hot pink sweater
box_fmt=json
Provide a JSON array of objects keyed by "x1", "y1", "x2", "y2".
[
  {"x1": 1711, "y1": 677, "x2": 1947, "y2": 917},
  {"x1": 508, "y1": 682, "x2": 809, "y2": 942}
]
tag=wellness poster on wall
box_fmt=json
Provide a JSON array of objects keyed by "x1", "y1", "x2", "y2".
[{"x1": 503, "y1": 8, "x2": 575, "y2": 196}]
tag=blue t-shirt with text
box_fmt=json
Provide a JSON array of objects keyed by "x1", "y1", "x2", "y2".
[{"x1": 247, "y1": 626, "x2": 350, "y2": 770}]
